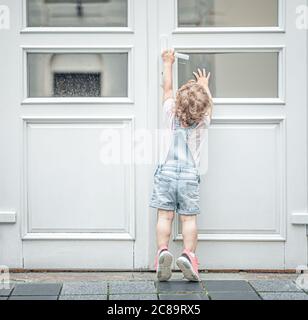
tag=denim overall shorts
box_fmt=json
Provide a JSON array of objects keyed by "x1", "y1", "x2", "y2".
[{"x1": 149, "y1": 117, "x2": 201, "y2": 215}]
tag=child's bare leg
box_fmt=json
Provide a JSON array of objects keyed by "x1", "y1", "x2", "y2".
[
  {"x1": 176, "y1": 215, "x2": 200, "y2": 281},
  {"x1": 180, "y1": 215, "x2": 198, "y2": 252},
  {"x1": 156, "y1": 209, "x2": 175, "y2": 249}
]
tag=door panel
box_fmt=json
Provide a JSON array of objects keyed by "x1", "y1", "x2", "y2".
[
  {"x1": 24, "y1": 119, "x2": 133, "y2": 237},
  {"x1": 0, "y1": 0, "x2": 148, "y2": 269},
  {"x1": 177, "y1": 119, "x2": 285, "y2": 240},
  {"x1": 151, "y1": 0, "x2": 307, "y2": 269},
  {"x1": 20, "y1": 0, "x2": 144, "y2": 269},
  {"x1": 22, "y1": 241, "x2": 134, "y2": 269}
]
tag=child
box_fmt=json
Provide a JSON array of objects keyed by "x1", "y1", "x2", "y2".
[{"x1": 149, "y1": 49, "x2": 213, "y2": 282}]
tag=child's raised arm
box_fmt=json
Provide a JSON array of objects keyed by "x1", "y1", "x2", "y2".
[
  {"x1": 161, "y1": 49, "x2": 175, "y2": 103},
  {"x1": 193, "y1": 68, "x2": 213, "y2": 119}
]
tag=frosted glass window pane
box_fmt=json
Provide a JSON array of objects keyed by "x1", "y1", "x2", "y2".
[
  {"x1": 28, "y1": 53, "x2": 128, "y2": 97},
  {"x1": 178, "y1": 52, "x2": 279, "y2": 98},
  {"x1": 178, "y1": 0, "x2": 279, "y2": 27},
  {"x1": 27, "y1": 0, "x2": 128, "y2": 27}
]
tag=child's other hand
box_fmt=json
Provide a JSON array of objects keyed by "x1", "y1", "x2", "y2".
[
  {"x1": 162, "y1": 49, "x2": 175, "y2": 65},
  {"x1": 193, "y1": 68, "x2": 211, "y2": 89}
]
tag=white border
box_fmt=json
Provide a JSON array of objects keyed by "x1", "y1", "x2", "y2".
[
  {"x1": 174, "y1": 117, "x2": 287, "y2": 242},
  {"x1": 173, "y1": 0, "x2": 285, "y2": 33},
  {"x1": 21, "y1": 0, "x2": 134, "y2": 33},
  {"x1": 20, "y1": 115, "x2": 135, "y2": 241},
  {"x1": 21, "y1": 45, "x2": 134, "y2": 104},
  {"x1": 173, "y1": 45, "x2": 286, "y2": 104}
]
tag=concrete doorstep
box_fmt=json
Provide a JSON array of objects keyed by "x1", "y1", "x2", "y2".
[{"x1": 0, "y1": 272, "x2": 307, "y2": 300}]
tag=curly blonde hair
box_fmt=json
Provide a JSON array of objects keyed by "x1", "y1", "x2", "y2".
[{"x1": 174, "y1": 80, "x2": 211, "y2": 127}]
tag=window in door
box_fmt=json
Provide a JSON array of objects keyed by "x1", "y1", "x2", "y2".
[
  {"x1": 26, "y1": 0, "x2": 128, "y2": 27},
  {"x1": 177, "y1": 0, "x2": 279, "y2": 28},
  {"x1": 177, "y1": 51, "x2": 279, "y2": 98},
  {"x1": 27, "y1": 52, "x2": 128, "y2": 98}
]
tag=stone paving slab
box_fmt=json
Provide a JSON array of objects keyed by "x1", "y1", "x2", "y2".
[
  {"x1": 11, "y1": 283, "x2": 62, "y2": 296},
  {"x1": 61, "y1": 281, "x2": 107, "y2": 295},
  {"x1": 202, "y1": 280, "x2": 255, "y2": 292},
  {"x1": 259, "y1": 292, "x2": 308, "y2": 300},
  {"x1": 200, "y1": 273, "x2": 298, "y2": 281},
  {"x1": 9, "y1": 295, "x2": 58, "y2": 300},
  {"x1": 0, "y1": 287, "x2": 13, "y2": 296},
  {"x1": 59, "y1": 295, "x2": 107, "y2": 300},
  {"x1": 156, "y1": 280, "x2": 205, "y2": 293},
  {"x1": 133, "y1": 273, "x2": 185, "y2": 281},
  {"x1": 109, "y1": 281, "x2": 156, "y2": 294},
  {"x1": 249, "y1": 280, "x2": 302, "y2": 292},
  {"x1": 159, "y1": 293, "x2": 209, "y2": 300},
  {"x1": 9, "y1": 272, "x2": 136, "y2": 283},
  {"x1": 209, "y1": 291, "x2": 261, "y2": 300},
  {"x1": 0, "y1": 297, "x2": 8, "y2": 300},
  {"x1": 109, "y1": 294, "x2": 158, "y2": 300}
]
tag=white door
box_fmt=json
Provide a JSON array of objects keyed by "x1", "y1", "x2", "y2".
[
  {"x1": 147, "y1": 0, "x2": 308, "y2": 269},
  {"x1": 0, "y1": 0, "x2": 307, "y2": 271},
  {"x1": 0, "y1": 0, "x2": 148, "y2": 269}
]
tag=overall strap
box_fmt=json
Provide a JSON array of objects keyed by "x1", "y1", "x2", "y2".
[
  {"x1": 174, "y1": 116, "x2": 181, "y2": 129},
  {"x1": 174, "y1": 116, "x2": 197, "y2": 130}
]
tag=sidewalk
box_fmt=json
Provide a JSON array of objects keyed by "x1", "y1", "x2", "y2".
[{"x1": 1, "y1": 272, "x2": 307, "y2": 300}]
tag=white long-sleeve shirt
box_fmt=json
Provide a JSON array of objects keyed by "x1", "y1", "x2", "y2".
[{"x1": 158, "y1": 97, "x2": 211, "y2": 175}]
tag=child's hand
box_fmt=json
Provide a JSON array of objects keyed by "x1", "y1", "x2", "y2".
[
  {"x1": 162, "y1": 49, "x2": 175, "y2": 65},
  {"x1": 193, "y1": 68, "x2": 211, "y2": 89}
]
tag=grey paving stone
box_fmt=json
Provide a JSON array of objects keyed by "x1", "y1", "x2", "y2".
[
  {"x1": 109, "y1": 294, "x2": 158, "y2": 300},
  {"x1": 59, "y1": 295, "x2": 107, "y2": 300},
  {"x1": 109, "y1": 281, "x2": 156, "y2": 294},
  {"x1": 249, "y1": 280, "x2": 302, "y2": 292},
  {"x1": 259, "y1": 292, "x2": 308, "y2": 300},
  {"x1": 156, "y1": 280, "x2": 204, "y2": 293},
  {"x1": 11, "y1": 283, "x2": 62, "y2": 296},
  {"x1": 159, "y1": 293, "x2": 209, "y2": 300},
  {"x1": 61, "y1": 281, "x2": 107, "y2": 295},
  {"x1": 202, "y1": 280, "x2": 254, "y2": 292},
  {"x1": 209, "y1": 291, "x2": 261, "y2": 300},
  {"x1": 0, "y1": 296, "x2": 8, "y2": 300},
  {"x1": 0, "y1": 286, "x2": 14, "y2": 296},
  {"x1": 9, "y1": 295, "x2": 58, "y2": 300}
]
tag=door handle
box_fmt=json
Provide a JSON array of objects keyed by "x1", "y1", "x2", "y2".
[
  {"x1": 159, "y1": 35, "x2": 190, "y2": 87},
  {"x1": 160, "y1": 34, "x2": 169, "y2": 87},
  {"x1": 160, "y1": 34, "x2": 189, "y2": 60}
]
